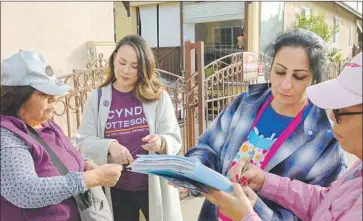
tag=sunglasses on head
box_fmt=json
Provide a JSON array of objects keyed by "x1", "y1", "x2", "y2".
[{"x1": 332, "y1": 109, "x2": 363, "y2": 124}]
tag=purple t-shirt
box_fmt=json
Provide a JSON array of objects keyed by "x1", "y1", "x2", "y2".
[{"x1": 105, "y1": 87, "x2": 149, "y2": 191}]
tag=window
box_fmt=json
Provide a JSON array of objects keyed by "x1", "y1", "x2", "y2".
[
  {"x1": 213, "y1": 27, "x2": 242, "y2": 49},
  {"x1": 113, "y1": 8, "x2": 116, "y2": 42},
  {"x1": 333, "y1": 16, "x2": 340, "y2": 44},
  {"x1": 301, "y1": 6, "x2": 311, "y2": 18},
  {"x1": 349, "y1": 27, "x2": 353, "y2": 47}
]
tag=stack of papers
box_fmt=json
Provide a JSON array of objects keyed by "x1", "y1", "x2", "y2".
[{"x1": 127, "y1": 155, "x2": 233, "y2": 193}]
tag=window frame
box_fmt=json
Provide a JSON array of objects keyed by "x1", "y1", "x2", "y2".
[
  {"x1": 333, "y1": 16, "x2": 340, "y2": 45},
  {"x1": 349, "y1": 26, "x2": 353, "y2": 48},
  {"x1": 212, "y1": 26, "x2": 241, "y2": 49},
  {"x1": 301, "y1": 6, "x2": 311, "y2": 18}
]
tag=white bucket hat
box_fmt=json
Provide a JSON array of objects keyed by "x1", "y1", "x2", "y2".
[
  {"x1": 307, "y1": 52, "x2": 362, "y2": 109},
  {"x1": 1, "y1": 50, "x2": 71, "y2": 96}
]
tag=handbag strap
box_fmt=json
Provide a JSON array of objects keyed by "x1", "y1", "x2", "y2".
[
  {"x1": 25, "y1": 124, "x2": 87, "y2": 207},
  {"x1": 97, "y1": 87, "x2": 102, "y2": 116},
  {"x1": 26, "y1": 124, "x2": 69, "y2": 175},
  {"x1": 97, "y1": 87, "x2": 102, "y2": 137}
]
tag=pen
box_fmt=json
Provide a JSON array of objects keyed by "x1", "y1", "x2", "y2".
[{"x1": 239, "y1": 147, "x2": 255, "y2": 185}]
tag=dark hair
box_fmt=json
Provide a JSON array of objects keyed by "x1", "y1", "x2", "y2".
[
  {"x1": 100, "y1": 34, "x2": 162, "y2": 102},
  {"x1": 264, "y1": 28, "x2": 328, "y2": 84},
  {"x1": 0, "y1": 85, "x2": 36, "y2": 116}
]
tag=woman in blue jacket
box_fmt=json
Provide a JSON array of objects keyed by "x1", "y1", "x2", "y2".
[{"x1": 185, "y1": 29, "x2": 346, "y2": 221}]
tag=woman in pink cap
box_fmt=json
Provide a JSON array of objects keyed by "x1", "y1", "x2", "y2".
[{"x1": 205, "y1": 52, "x2": 362, "y2": 221}]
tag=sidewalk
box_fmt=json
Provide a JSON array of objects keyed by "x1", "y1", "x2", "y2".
[
  {"x1": 139, "y1": 195, "x2": 204, "y2": 221},
  {"x1": 181, "y1": 196, "x2": 204, "y2": 221}
]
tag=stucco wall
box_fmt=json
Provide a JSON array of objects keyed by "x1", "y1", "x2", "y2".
[
  {"x1": 114, "y1": 2, "x2": 137, "y2": 42},
  {"x1": 1, "y1": 2, "x2": 114, "y2": 77}
]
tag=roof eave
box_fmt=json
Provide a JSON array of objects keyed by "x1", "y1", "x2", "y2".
[{"x1": 335, "y1": 1, "x2": 362, "y2": 19}]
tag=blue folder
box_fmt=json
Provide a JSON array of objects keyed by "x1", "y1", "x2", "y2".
[{"x1": 127, "y1": 155, "x2": 233, "y2": 193}]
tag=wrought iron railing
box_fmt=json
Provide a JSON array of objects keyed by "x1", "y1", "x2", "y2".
[
  {"x1": 53, "y1": 50, "x2": 342, "y2": 155},
  {"x1": 203, "y1": 52, "x2": 269, "y2": 125},
  {"x1": 204, "y1": 44, "x2": 241, "y2": 66}
]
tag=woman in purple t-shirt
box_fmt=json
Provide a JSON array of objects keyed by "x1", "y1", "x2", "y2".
[{"x1": 77, "y1": 35, "x2": 183, "y2": 221}]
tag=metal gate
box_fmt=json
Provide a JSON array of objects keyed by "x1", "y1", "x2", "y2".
[{"x1": 54, "y1": 43, "x2": 265, "y2": 154}]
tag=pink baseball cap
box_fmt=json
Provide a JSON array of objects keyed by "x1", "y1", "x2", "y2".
[{"x1": 307, "y1": 52, "x2": 362, "y2": 109}]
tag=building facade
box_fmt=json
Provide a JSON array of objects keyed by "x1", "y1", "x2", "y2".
[
  {"x1": 1, "y1": 2, "x2": 115, "y2": 77},
  {"x1": 114, "y1": 1, "x2": 362, "y2": 71},
  {"x1": 286, "y1": 2, "x2": 361, "y2": 58}
]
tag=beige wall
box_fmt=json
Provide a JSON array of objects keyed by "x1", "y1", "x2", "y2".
[
  {"x1": 1, "y1": 2, "x2": 114, "y2": 77},
  {"x1": 114, "y1": 2, "x2": 137, "y2": 42},
  {"x1": 284, "y1": 2, "x2": 359, "y2": 59}
]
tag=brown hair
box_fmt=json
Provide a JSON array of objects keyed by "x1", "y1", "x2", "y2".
[
  {"x1": 100, "y1": 34, "x2": 163, "y2": 102},
  {"x1": 0, "y1": 85, "x2": 36, "y2": 116}
]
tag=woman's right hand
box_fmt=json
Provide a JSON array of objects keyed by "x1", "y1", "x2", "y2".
[
  {"x1": 108, "y1": 141, "x2": 134, "y2": 165},
  {"x1": 205, "y1": 184, "x2": 258, "y2": 221},
  {"x1": 230, "y1": 160, "x2": 266, "y2": 191},
  {"x1": 83, "y1": 164, "x2": 123, "y2": 189}
]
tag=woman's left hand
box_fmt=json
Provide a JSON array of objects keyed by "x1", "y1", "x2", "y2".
[
  {"x1": 84, "y1": 160, "x2": 99, "y2": 171},
  {"x1": 204, "y1": 183, "x2": 257, "y2": 221},
  {"x1": 141, "y1": 134, "x2": 164, "y2": 153}
]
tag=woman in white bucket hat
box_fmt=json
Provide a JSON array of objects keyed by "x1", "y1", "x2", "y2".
[{"x1": 205, "y1": 52, "x2": 362, "y2": 221}]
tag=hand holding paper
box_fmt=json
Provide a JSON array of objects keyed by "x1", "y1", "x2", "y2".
[{"x1": 128, "y1": 155, "x2": 233, "y2": 194}]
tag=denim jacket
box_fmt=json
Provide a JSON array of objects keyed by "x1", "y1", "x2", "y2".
[{"x1": 185, "y1": 83, "x2": 347, "y2": 221}]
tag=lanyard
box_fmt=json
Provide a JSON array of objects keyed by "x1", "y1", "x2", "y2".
[
  {"x1": 248, "y1": 96, "x2": 308, "y2": 170},
  {"x1": 219, "y1": 96, "x2": 309, "y2": 221}
]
